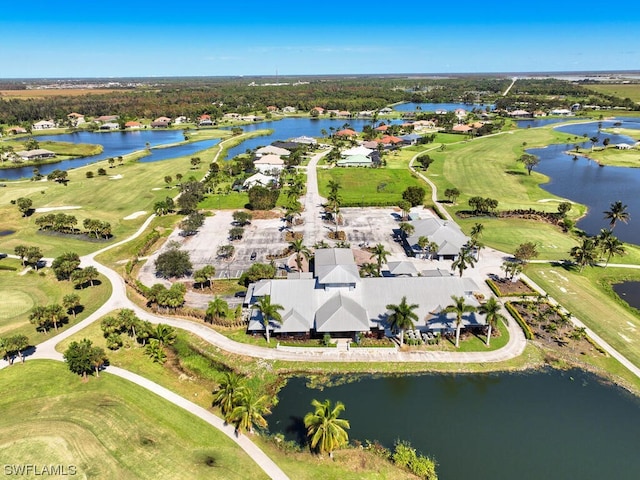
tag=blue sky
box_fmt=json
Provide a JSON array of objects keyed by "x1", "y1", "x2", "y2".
[{"x1": 1, "y1": 1, "x2": 638, "y2": 78}]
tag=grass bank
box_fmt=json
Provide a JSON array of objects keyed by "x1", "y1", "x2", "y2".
[{"x1": 0, "y1": 360, "x2": 268, "y2": 480}]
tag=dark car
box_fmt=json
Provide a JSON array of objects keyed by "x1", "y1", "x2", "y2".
[{"x1": 250, "y1": 251, "x2": 257, "y2": 260}]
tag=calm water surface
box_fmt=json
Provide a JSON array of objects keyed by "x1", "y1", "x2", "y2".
[
  {"x1": 269, "y1": 369, "x2": 640, "y2": 480},
  {"x1": 1, "y1": 130, "x2": 218, "y2": 180},
  {"x1": 612, "y1": 281, "x2": 640, "y2": 310}
]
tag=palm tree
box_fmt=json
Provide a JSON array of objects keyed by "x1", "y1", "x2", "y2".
[
  {"x1": 154, "y1": 324, "x2": 176, "y2": 346},
  {"x1": 451, "y1": 246, "x2": 476, "y2": 277},
  {"x1": 479, "y1": 297, "x2": 506, "y2": 347},
  {"x1": 118, "y1": 308, "x2": 139, "y2": 340},
  {"x1": 212, "y1": 371, "x2": 245, "y2": 419},
  {"x1": 62, "y1": 293, "x2": 81, "y2": 319},
  {"x1": 417, "y1": 236, "x2": 429, "y2": 259},
  {"x1": 399, "y1": 222, "x2": 415, "y2": 238},
  {"x1": 84, "y1": 266, "x2": 99, "y2": 286},
  {"x1": 289, "y1": 238, "x2": 311, "y2": 272},
  {"x1": 443, "y1": 295, "x2": 477, "y2": 348},
  {"x1": 470, "y1": 222, "x2": 484, "y2": 241},
  {"x1": 570, "y1": 237, "x2": 598, "y2": 272},
  {"x1": 254, "y1": 295, "x2": 284, "y2": 343},
  {"x1": 46, "y1": 303, "x2": 65, "y2": 331},
  {"x1": 229, "y1": 389, "x2": 270, "y2": 435},
  {"x1": 303, "y1": 399, "x2": 350, "y2": 458},
  {"x1": 386, "y1": 296, "x2": 419, "y2": 346},
  {"x1": 598, "y1": 230, "x2": 626, "y2": 266},
  {"x1": 603, "y1": 201, "x2": 630, "y2": 229},
  {"x1": 206, "y1": 296, "x2": 229, "y2": 322},
  {"x1": 370, "y1": 243, "x2": 390, "y2": 276},
  {"x1": 359, "y1": 262, "x2": 378, "y2": 278}
]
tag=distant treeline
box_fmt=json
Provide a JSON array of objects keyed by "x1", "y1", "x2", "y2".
[{"x1": 0, "y1": 77, "x2": 636, "y2": 124}]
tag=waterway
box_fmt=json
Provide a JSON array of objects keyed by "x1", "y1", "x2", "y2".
[
  {"x1": 0, "y1": 130, "x2": 219, "y2": 180},
  {"x1": 527, "y1": 119, "x2": 640, "y2": 243},
  {"x1": 394, "y1": 102, "x2": 493, "y2": 112},
  {"x1": 269, "y1": 369, "x2": 640, "y2": 480}
]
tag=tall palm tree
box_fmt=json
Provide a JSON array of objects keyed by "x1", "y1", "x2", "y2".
[
  {"x1": 479, "y1": 297, "x2": 506, "y2": 347},
  {"x1": 386, "y1": 296, "x2": 419, "y2": 346},
  {"x1": 470, "y1": 222, "x2": 484, "y2": 241},
  {"x1": 417, "y1": 235, "x2": 429, "y2": 259},
  {"x1": 370, "y1": 243, "x2": 390, "y2": 276},
  {"x1": 206, "y1": 296, "x2": 229, "y2": 322},
  {"x1": 254, "y1": 295, "x2": 284, "y2": 343},
  {"x1": 46, "y1": 303, "x2": 65, "y2": 331},
  {"x1": 359, "y1": 262, "x2": 379, "y2": 278},
  {"x1": 599, "y1": 231, "x2": 626, "y2": 266},
  {"x1": 62, "y1": 293, "x2": 81, "y2": 319},
  {"x1": 229, "y1": 389, "x2": 270, "y2": 435},
  {"x1": 289, "y1": 238, "x2": 311, "y2": 272},
  {"x1": 603, "y1": 201, "x2": 630, "y2": 230},
  {"x1": 303, "y1": 399, "x2": 350, "y2": 458},
  {"x1": 443, "y1": 295, "x2": 477, "y2": 348},
  {"x1": 212, "y1": 371, "x2": 245, "y2": 419},
  {"x1": 570, "y1": 237, "x2": 598, "y2": 272},
  {"x1": 451, "y1": 246, "x2": 477, "y2": 277},
  {"x1": 399, "y1": 222, "x2": 415, "y2": 238}
]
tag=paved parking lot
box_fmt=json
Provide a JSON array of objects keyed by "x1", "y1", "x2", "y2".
[{"x1": 138, "y1": 205, "x2": 414, "y2": 287}]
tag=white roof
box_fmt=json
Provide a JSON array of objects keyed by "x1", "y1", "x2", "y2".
[
  {"x1": 342, "y1": 145, "x2": 373, "y2": 157},
  {"x1": 406, "y1": 218, "x2": 469, "y2": 256},
  {"x1": 256, "y1": 145, "x2": 290, "y2": 156},
  {"x1": 243, "y1": 172, "x2": 276, "y2": 187},
  {"x1": 254, "y1": 154, "x2": 285, "y2": 165}
]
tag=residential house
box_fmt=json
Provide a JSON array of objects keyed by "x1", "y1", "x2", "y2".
[
  {"x1": 335, "y1": 129, "x2": 358, "y2": 138},
  {"x1": 151, "y1": 117, "x2": 171, "y2": 128},
  {"x1": 223, "y1": 113, "x2": 241, "y2": 120},
  {"x1": 246, "y1": 248, "x2": 482, "y2": 338},
  {"x1": 311, "y1": 107, "x2": 325, "y2": 115},
  {"x1": 282, "y1": 106, "x2": 297, "y2": 114},
  {"x1": 452, "y1": 124, "x2": 473, "y2": 134},
  {"x1": 243, "y1": 172, "x2": 277, "y2": 189},
  {"x1": 337, "y1": 155, "x2": 372, "y2": 167},
  {"x1": 400, "y1": 133, "x2": 421, "y2": 145},
  {"x1": 290, "y1": 136, "x2": 317, "y2": 145},
  {"x1": 99, "y1": 122, "x2": 120, "y2": 130},
  {"x1": 174, "y1": 116, "x2": 188, "y2": 124},
  {"x1": 379, "y1": 107, "x2": 393, "y2": 114},
  {"x1": 550, "y1": 109, "x2": 572, "y2": 116},
  {"x1": 32, "y1": 120, "x2": 55, "y2": 130},
  {"x1": 95, "y1": 115, "x2": 118, "y2": 123},
  {"x1": 7, "y1": 127, "x2": 27, "y2": 135},
  {"x1": 256, "y1": 145, "x2": 290, "y2": 157},
  {"x1": 341, "y1": 146, "x2": 374, "y2": 157},
  {"x1": 16, "y1": 149, "x2": 56, "y2": 161},
  {"x1": 253, "y1": 154, "x2": 285, "y2": 173},
  {"x1": 67, "y1": 112, "x2": 85, "y2": 125},
  {"x1": 508, "y1": 110, "x2": 533, "y2": 119},
  {"x1": 125, "y1": 121, "x2": 142, "y2": 129}
]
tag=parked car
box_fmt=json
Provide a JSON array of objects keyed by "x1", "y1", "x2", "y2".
[{"x1": 250, "y1": 251, "x2": 257, "y2": 260}]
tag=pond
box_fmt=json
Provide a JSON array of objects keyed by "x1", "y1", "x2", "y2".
[
  {"x1": 529, "y1": 119, "x2": 640, "y2": 244},
  {"x1": 268, "y1": 369, "x2": 640, "y2": 480},
  {"x1": 516, "y1": 118, "x2": 576, "y2": 128},
  {"x1": 0, "y1": 130, "x2": 219, "y2": 180},
  {"x1": 613, "y1": 281, "x2": 640, "y2": 310}
]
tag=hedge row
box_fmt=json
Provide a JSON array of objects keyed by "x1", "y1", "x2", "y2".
[{"x1": 505, "y1": 302, "x2": 534, "y2": 340}]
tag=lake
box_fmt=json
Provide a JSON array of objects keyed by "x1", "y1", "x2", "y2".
[
  {"x1": 0, "y1": 130, "x2": 219, "y2": 180},
  {"x1": 268, "y1": 369, "x2": 640, "y2": 480},
  {"x1": 529, "y1": 119, "x2": 640, "y2": 243}
]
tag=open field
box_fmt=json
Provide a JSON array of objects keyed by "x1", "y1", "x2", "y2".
[
  {"x1": 0, "y1": 361, "x2": 268, "y2": 480},
  {"x1": 0, "y1": 88, "x2": 131, "y2": 99},
  {"x1": 0, "y1": 260, "x2": 111, "y2": 340},
  {"x1": 584, "y1": 84, "x2": 640, "y2": 103},
  {"x1": 317, "y1": 167, "x2": 425, "y2": 206}
]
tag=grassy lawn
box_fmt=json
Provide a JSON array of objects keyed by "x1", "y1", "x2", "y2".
[
  {"x1": 0, "y1": 260, "x2": 111, "y2": 340},
  {"x1": 0, "y1": 361, "x2": 268, "y2": 480},
  {"x1": 317, "y1": 168, "x2": 425, "y2": 206},
  {"x1": 580, "y1": 147, "x2": 640, "y2": 168},
  {"x1": 525, "y1": 263, "x2": 640, "y2": 370}
]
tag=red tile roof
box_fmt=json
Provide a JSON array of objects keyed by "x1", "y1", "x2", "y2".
[{"x1": 336, "y1": 129, "x2": 357, "y2": 136}]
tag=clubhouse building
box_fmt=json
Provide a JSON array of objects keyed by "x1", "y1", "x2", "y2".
[{"x1": 246, "y1": 248, "x2": 485, "y2": 339}]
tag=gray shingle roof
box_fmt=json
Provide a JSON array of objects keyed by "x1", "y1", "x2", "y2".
[{"x1": 315, "y1": 293, "x2": 369, "y2": 332}]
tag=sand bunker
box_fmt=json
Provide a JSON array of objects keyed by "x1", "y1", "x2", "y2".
[
  {"x1": 110, "y1": 174, "x2": 123, "y2": 180},
  {"x1": 34, "y1": 206, "x2": 81, "y2": 213}
]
